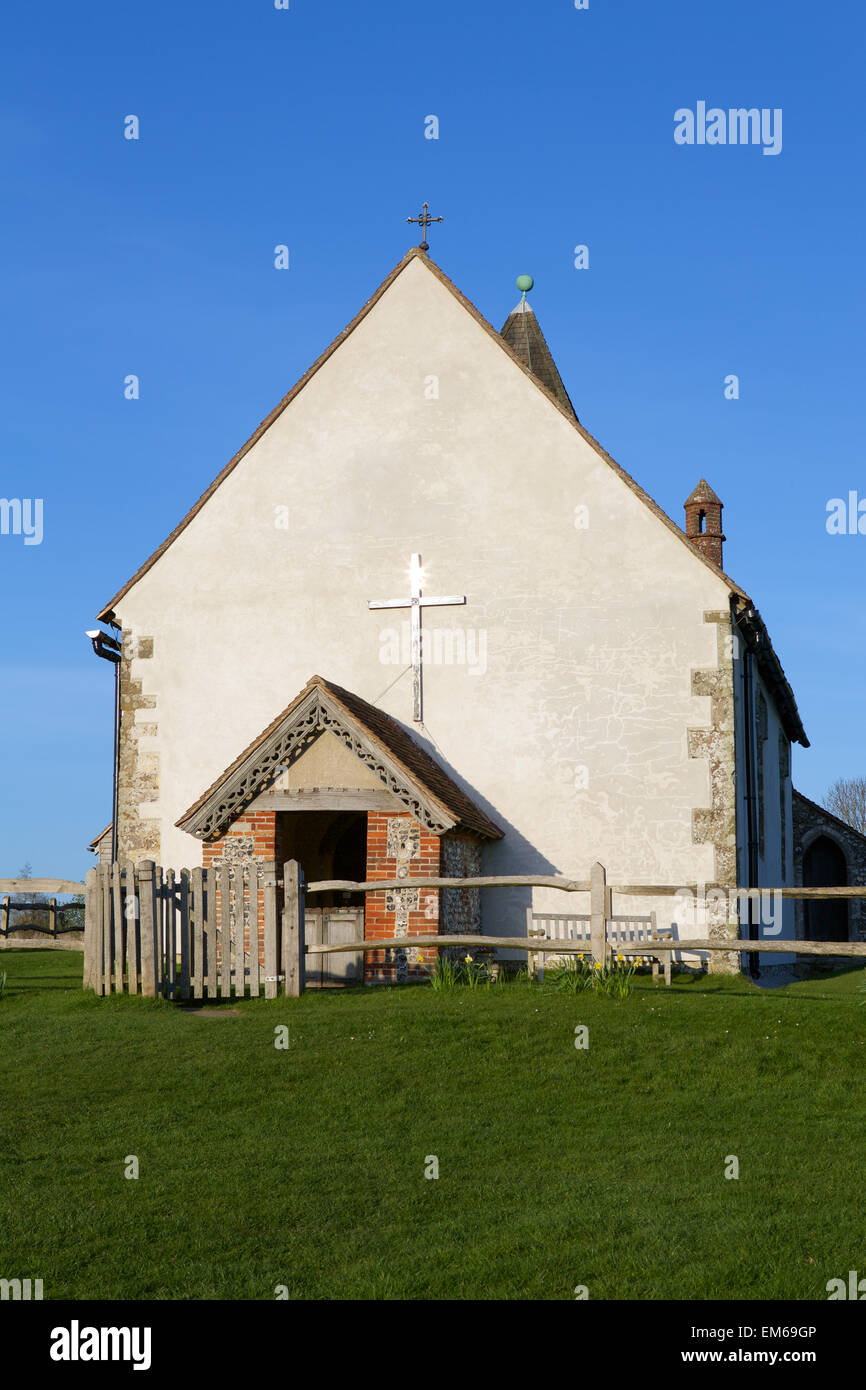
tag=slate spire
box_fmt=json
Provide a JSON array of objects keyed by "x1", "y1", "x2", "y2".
[{"x1": 499, "y1": 280, "x2": 578, "y2": 421}]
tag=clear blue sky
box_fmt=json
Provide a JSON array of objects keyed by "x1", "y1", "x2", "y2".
[{"x1": 0, "y1": 0, "x2": 863, "y2": 878}]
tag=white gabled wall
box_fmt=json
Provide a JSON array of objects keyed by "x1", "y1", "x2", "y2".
[{"x1": 114, "y1": 254, "x2": 739, "y2": 945}]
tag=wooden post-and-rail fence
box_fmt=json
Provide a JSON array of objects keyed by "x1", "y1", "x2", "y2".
[
  {"x1": 76, "y1": 860, "x2": 866, "y2": 1001},
  {"x1": 0, "y1": 878, "x2": 86, "y2": 941}
]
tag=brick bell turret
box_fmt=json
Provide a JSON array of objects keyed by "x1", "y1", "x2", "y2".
[{"x1": 684, "y1": 479, "x2": 725, "y2": 569}]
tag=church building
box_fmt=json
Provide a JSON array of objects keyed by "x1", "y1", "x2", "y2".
[{"x1": 91, "y1": 239, "x2": 857, "y2": 980}]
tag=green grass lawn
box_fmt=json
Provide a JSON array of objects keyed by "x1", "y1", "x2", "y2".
[{"x1": 1, "y1": 949, "x2": 865, "y2": 1300}]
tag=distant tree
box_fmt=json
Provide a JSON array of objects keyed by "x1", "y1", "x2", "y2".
[
  {"x1": 3, "y1": 864, "x2": 83, "y2": 936},
  {"x1": 823, "y1": 777, "x2": 866, "y2": 836},
  {"x1": 8, "y1": 862, "x2": 49, "y2": 931}
]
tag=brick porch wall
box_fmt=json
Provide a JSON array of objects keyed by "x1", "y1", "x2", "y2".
[{"x1": 364, "y1": 810, "x2": 441, "y2": 984}]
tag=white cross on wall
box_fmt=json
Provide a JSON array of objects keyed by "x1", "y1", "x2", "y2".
[{"x1": 368, "y1": 553, "x2": 466, "y2": 723}]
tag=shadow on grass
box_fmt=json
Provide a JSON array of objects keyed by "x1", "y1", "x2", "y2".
[
  {"x1": 0, "y1": 948, "x2": 84, "y2": 994},
  {"x1": 662, "y1": 963, "x2": 866, "y2": 1003}
]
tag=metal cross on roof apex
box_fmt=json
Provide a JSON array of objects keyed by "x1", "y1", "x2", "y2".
[{"x1": 407, "y1": 202, "x2": 443, "y2": 252}]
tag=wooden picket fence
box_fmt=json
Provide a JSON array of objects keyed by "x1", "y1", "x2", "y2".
[
  {"x1": 81, "y1": 859, "x2": 866, "y2": 1000},
  {"x1": 84, "y1": 861, "x2": 283, "y2": 1000}
]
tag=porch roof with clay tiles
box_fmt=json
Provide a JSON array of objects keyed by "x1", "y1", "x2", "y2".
[{"x1": 176, "y1": 674, "x2": 504, "y2": 842}]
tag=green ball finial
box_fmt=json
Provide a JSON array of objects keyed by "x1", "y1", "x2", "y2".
[{"x1": 516, "y1": 274, "x2": 534, "y2": 294}]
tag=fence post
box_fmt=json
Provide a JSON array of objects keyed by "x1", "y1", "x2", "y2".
[
  {"x1": 93, "y1": 868, "x2": 106, "y2": 995},
  {"x1": 112, "y1": 864, "x2": 124, "y2": 993},
  {"x1": 248, "y1": 864, "x2": 260, "y2": 997},
  {"x1": 282, "y1": 860, "x2": 305, "y2": 997},
  {"x1": 591, "y1": 861, "x2": 608, "y2": 966},
  {"x1": 155, "y1": 865, "x2": 167, "y2": 999},
  {"x1": 84, "y1": 868, "x2": 98, "y2": 990},
  {"x1": 101, "y1": 863, "x2": 113, "y2": 994},
  {"x1": 204, "y1": 868, "x2": 218, "y2": 1001},
  {"x1": 178, "y1": 869, "x2": 190, "y2": 1000},
  {"x1": 165, "y1": 869, "x2": 177, "y2": 1001},
  {"x1": 191, "y1": 867, "x2": 203, "y2": 1000},
  {"x1": 138, "y1": 861, "x2": 159, "y2": 998},
  {"x1": 525, "y1": 906, "x2": 536, "y2": 980},
  {"x1": 125, "y1": 861, "x2": 141, "y2": 995},
  {"x1": 49, "y1": 897, "x2": 57, "y2": 939},
  {"x1": 263, "y1": 861, "x2": 279, "y2": 999}
]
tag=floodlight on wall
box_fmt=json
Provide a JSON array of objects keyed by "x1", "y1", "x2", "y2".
[
  {"x1": 86, "y1": 627, "x2": 123, "y2": 862},
  {"x1": 86, "y1": 629, "x2": 121, "y2": 664}
]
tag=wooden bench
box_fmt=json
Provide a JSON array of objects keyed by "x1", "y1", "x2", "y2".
[
  {"x1": 607, "y1": 915, "x2": 673, "y2": 986},
  {"x1": 525, "y1": 910, "x2": 674, "y2": 985}
]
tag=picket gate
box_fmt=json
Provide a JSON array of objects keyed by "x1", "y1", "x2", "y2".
[{"x1": 84, "y1": 860, "x2": 281, "y2": 1000}]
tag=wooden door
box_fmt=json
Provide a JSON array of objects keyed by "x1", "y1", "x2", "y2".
[
  {"x1": 322, "y1": 910, "x2": 364, "y2": 986},
  {"x1": 304, "y1": 908, "x2": 324, "y2": 987},
  {"x1": 803, "y1": 836, "x2": 848, "y2": 942}
]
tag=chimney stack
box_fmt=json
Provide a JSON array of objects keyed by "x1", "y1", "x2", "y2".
[{"x1": 684, "y1": 479, "x2": 725, "y2": 569}]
